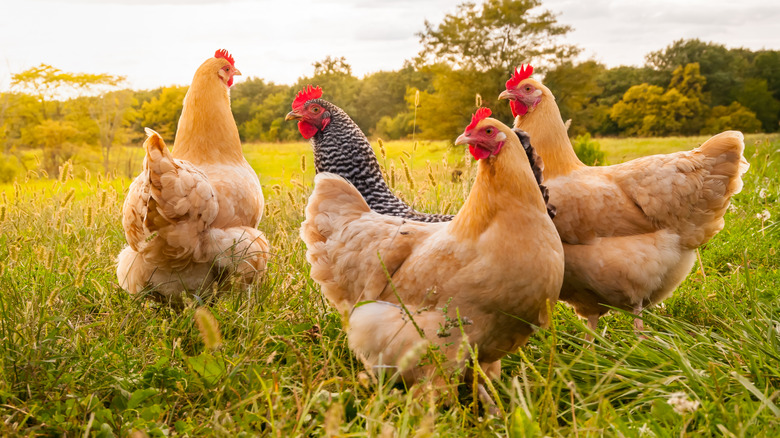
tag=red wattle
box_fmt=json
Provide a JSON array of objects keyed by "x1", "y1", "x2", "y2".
[
  {"x1": 510, "y1": 100, "x2": 528, "y2": 117},
  {"x1": 468, "y1": 144, "x2": 491, "y2": 160},
  {"x1": 298, "y1": 121, "x2": 319, "y2": 139}
]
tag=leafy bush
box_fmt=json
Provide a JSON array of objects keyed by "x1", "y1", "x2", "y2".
[
  {"x1": 571, "y1": 133, "x2": 607, "y2": 165},
  {"x1": 702, "y1": 102, "x2": 763, "y2": 134},
  {"x1": 0, "y1": 155, "x2": 22, "y2": 183}
]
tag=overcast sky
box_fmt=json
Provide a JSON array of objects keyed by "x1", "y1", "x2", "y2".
[{"x1": 1, "y1": 0, "x2": 779, "y2": 91}]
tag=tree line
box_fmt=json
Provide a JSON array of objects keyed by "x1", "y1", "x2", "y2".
[{"x1": 1, "y1": 0, "x2": 778, "y2": 183}]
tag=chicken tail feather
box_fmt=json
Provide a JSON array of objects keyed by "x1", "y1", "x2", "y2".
[
  {"x1": 683, "y1": 130, "x2": 748, "y2": 247},
  {"x1": 301, "y1": 173, "x2": 370, "y2": 244},
  {"x1": 698, "y1": 130, "x2": 749, "y2": 196}
]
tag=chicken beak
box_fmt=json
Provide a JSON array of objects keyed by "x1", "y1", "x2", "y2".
[
  {"x1": 233, "y1": 68, "x2": 242, "y2": 76},
  {"x1": 454, "y1": 133, "x2": 470, "y2": 146},
  {"x1": 498, "y1": 89, "x2": 514, "y2": 101},
  {"x1": 285, "y1": 110, "x2": 302, "y2": 122}
]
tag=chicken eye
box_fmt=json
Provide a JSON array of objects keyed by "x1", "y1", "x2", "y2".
[
  {"x1": 311, "y1": 106, "x2": 320, "y2": 113},
  {"x1": 485, "y1": 128, "x2": 493, "y2": 135},
  {"x1": 524, "y1": 86, "x2": 532, "y2": 92}
]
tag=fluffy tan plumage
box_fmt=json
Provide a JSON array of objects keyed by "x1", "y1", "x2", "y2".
[
  {"x1": 500, "y1": 75, "x2": 749, "y2": 333},
  {"x1": 116, "y1": 52, "x2": 268, "y2": 304},
  {"x1": 300, "y1": 117, "x2": 564, "y2": 387}
]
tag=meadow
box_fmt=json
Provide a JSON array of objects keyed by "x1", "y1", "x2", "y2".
[{"x1": 0, "y1": 134, "x2": 778, "y2": 436}]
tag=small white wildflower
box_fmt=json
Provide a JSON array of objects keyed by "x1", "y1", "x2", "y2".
[
  {"x1": 756, "y1": 210, "x2": 771, "y2": 221},
  {"x1": 667, "y1": 392, "x2": 700, "y2": 415},
  {"x1": 758, "y1": 188, "x2": 768, "y2": 199},
  {"x1": 728, "y1": 203, "x2": 738, "y2": 213},
  {"x1": 638, "y1": 423, "x2": 655, "y2": 437}
]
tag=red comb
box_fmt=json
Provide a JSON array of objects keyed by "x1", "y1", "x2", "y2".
[
  {"x1": 215, "y1": 49, "x2": 235, "y2": 66},
  {"x1": 466, "y1": 107, "x2": 492, "y2": 131},
  {"x1": 292, "y1": 85, "x2": 323, "y2": 110},
  {"x1": 505, "y1": 64, "x2": 533, "y2": 89}
]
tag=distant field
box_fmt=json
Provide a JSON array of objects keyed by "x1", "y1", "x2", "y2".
[{"x1": 242, "y1": 139, "x2": 462, "y2": 188}]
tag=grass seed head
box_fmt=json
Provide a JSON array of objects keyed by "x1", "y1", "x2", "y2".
[
  {"x1": 61, "y1": 188, "x2": 76, "y2": 208},
  {"x1": 427, "y1": 161, "x2": 436, "y2": 187},
  {"x1": 99, "y1": 190, "x2": 108, "y2": 208},
  {"x1": 58, "y1": 161, "x2": 72, "y2": 183},
  {"x1": 300, "y1": 154, "x2": 306, "y2": 173},
  {"x1": 58, "y1": 256, "x2": 71, "y2": 275},
  {"x1": 475, "y1": 93, "x2": 482, "y2": 108},
  {"x1": 378, "y1": 138, "x2": 386, "y2": 160},
  {"x1": 85, "y1": 205, "x2": 94, "y2": 227},
  {"x1": 401, "y1": 157, "x2": 414, "y2": 190},
  {"x1": 195, "y1": 307, "x2": 223, "y2": 350},
  {"x1": 0, "y1": 205, "x2": 6, "y2": 223},
  {"x1": 45, "y1": 249, "x2": 54, "y2": 271},
  {"x1": 324, "y1": 401, "x2": 344, "y2": 437}
]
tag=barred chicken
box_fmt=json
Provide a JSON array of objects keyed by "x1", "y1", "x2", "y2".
[{"x1": 286, "y1": 85, "x2": 453, "y2": 222}]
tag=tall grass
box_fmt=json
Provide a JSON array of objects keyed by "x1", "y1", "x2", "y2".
[{"x1": 0, "y1": 135, "x2": 778, "y2": 436}]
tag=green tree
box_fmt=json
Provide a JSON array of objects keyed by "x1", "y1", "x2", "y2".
[
  {"x1": 542, "y1": 60, "x2": 605, "y2": 135},
  {"x1": 414, "y1": 65, "x2": 507, "y2": 141},
  {"x1": 351, "y1": 66, "x2": 433, "y2": 136},
  {"x1": 231, "y1": 78, "x2": 293, "y2": 141},
  {"x1": 702, "y1": 102, "x2": 762, "y2": 134},
  {"x1": 88, "y1": 89, "x2": 136, "y2": 175},
  {"x1": 752, "y1": 50, "x2": 780, "y2": 101},
  {"x1": 735, "y1": 78, "x2": 780, "y2": 132},
  {"x1": 239, "y1": 90, "x2": 298, "y2": 142},
  {"x1": 610, "y1": 84, "x2": 705, "y2": 136},
  {"x1": 140, "y1": 86, "x2": 188, "y2": 141},
  {"x1": 416, "y1": 0, "x2": 578, "y2": 72},
  {"x1": 667, "y1": 63, "x2": 708, "y2": 133},
  {"x1": 646, "y1": 39, "x2": 749, "y2": 106},
  {"x1": 24, "y1": 119, "x2": 79, "y2": 174},
  {"x1": 669, "y1": 63, "x2": 707, "y2": 100},
  {"x1": 11, "y1": 64, "x2": 122, "y2": 121}
]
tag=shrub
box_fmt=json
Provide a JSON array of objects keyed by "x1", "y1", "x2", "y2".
[
  {"x1": 702, "y1": 102, "x2": 763, "y2": 134},
  {"x1": 571, "y1": 133, "x2": 607, "y2": 165},
  {"x1": 0, "y1": 154, "x2": 22, "y2": 183}
]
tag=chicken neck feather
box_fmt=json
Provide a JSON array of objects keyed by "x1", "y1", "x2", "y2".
[
  {"x1": 172, "y1": 59, "x2": 244, "y2": 166},
  {"x1": 514, "y1": 87, "x2": 584, "y2": 178}
]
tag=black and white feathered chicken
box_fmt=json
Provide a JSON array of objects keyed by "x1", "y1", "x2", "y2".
[
  {"x1": 285, "y1": 85, "x2": 555, "y2": 221},
  {"x1": 285, "y1": 85, "x2": 453, "y2": 223}
]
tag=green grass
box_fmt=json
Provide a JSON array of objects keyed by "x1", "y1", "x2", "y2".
[{"x1": 0, "y1": 134, "x2": 778, "y2": 436}]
